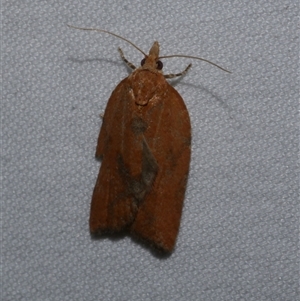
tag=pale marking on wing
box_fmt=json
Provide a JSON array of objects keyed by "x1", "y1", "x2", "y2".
[{"x1": 152, "y1": 94, "x2": 165, "y2": 150}]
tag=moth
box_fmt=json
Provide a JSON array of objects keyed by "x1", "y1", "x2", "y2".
[{"x1": 68, "y1": 25, "x2": 229, "y2": 253}]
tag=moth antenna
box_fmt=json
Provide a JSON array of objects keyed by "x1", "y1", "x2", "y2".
[
  {"x1": 68, "y1": 24, "x2": 230, "y2": 73},
  {"x1": 67, "y1": 24, "x2": 147, "y2": 57},
  {"x1": 159, "y1": 54, "x2": 231, "y2": 73}
]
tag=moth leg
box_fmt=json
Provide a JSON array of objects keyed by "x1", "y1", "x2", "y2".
[
  {"x1": 164, "y1": 64, "x2": 192, "y2": 79},
  {"x1": 118, "y1": 47, "x2": 137, "y2": 70}
]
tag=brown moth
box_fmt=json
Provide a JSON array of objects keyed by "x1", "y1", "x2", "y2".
[{"x1": 68, "y1": 25, "x2": 229, "y2": 253}]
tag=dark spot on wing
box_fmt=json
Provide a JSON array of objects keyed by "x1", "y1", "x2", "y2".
[{"x1": 131, "y1": 116, "x2": 148, "y2": 134}]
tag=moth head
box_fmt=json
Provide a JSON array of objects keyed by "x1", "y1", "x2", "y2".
[{"x1": 141, "y1": 41, "x2": 164, "y2": 71}]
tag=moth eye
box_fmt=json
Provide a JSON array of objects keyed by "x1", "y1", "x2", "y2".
[
  {"x1": 156, "y1": 60, "x2": 163, "y2": 70},
  {"x1": 141, "y1": 58, "x2": 146, "y2": 66}
]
